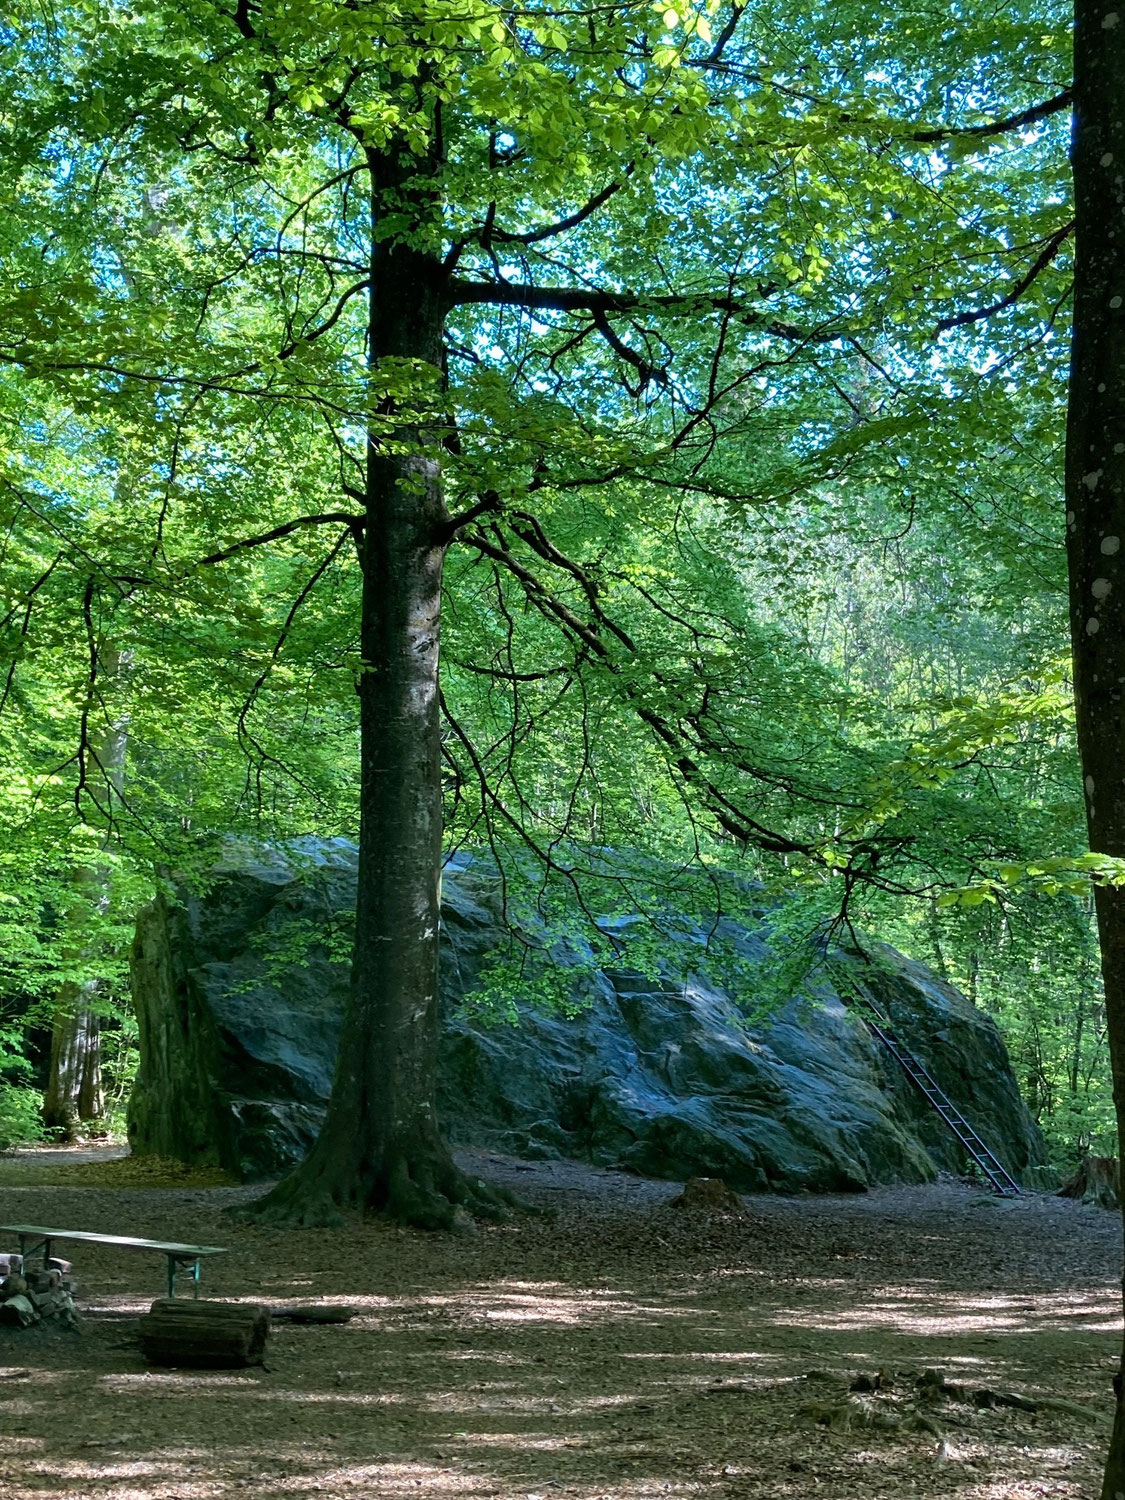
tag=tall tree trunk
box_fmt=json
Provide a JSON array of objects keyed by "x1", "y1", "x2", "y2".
[
  {"x1": 245, "y1": 157, "x2": 511, "y2": 1229},
  {"x1": 1066, "y1": 5, "x2": 1125, "y2": 1493},
  {"x1": 43, "y1": 646, "x2": 130, "y2": 1138},
  {"x1": 42, "y1": 998, "x2": 103, "y2": 1136}
]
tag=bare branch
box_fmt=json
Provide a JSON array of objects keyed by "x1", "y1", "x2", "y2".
[
  {"x1": 936, "y1": 220, "x2": 1074, "y2": 333},
  {"x1": 196, "y1": 512, "x2": 364, "y2": 566},
  {"x1": 912, "y1": 89, "x2": 1073, "y2": 144}
]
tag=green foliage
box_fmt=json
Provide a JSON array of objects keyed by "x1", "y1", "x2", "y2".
[
  {"x1": 0, "y1": 1017, "x2": 44, "y2": 1150},
  {"x1": 0, "y1": 0, "x2": 1099, "y2": 1172},
  {"x1": 0, "y1": 1086, "x2": 45, "y2": 1152}
]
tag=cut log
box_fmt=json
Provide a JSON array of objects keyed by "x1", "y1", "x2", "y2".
[
  {"x1": 0, "y1": 1296, "x2": 38, "y2": 1327},
  {"x1": 138, "y1": 1299, "x2": 270, "y2": 1368},
  {"x1": 273, "y1": 1303, "x2": 356, "y2": 1324},
  {"x1": 1058, "y1": 1155, "x2": 1120, "y2": 1210}
]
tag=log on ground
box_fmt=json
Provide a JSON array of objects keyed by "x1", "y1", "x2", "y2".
[{"x1": 138, "y1": 1299, "x2": 271, "y2": 1368}]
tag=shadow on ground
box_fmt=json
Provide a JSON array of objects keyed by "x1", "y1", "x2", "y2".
[{"x1": 0, "y1": 1151, "x2": 1118, "y2": 1500}]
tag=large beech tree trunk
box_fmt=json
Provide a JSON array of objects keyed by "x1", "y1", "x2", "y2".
[
  {"x1": 1066, "y1": 5, "x2": 1125, "y2": 1493},
  {"x1": 245, "y1": 156, "x2": 510, "y2": 1229}
]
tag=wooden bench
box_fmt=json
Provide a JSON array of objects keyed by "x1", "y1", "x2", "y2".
[{"x1": 1, "y1": 1224, "x2": 227, "y2": 1299}]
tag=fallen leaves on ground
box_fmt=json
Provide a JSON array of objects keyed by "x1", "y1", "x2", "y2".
[{"x1": 0, "y1": 1151, "x2": 1117, "y2": 1500}]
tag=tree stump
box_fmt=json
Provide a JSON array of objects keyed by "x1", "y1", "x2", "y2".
[
  {"x1": 1058, "y1": 1155, "x2": 1120, "y2": 1210},
  {"x1": 138, "y1": 1300, "x2": 271, "y2": 1368},
  {"x1": 670, "y1": 1176, "x2": 745, "y2": 1214}
]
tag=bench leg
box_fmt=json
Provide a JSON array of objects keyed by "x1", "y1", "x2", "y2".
[
  {"x1": 167, "y1": 1257, "x2": 202, "y2": 1299},
  {"x1": 17, "y1": 1235, "x2": 51, "y2": 1269}
]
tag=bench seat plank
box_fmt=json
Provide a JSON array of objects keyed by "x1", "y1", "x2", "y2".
[
  {"x1": 2, "y1": 1224, "x2": 227, "y2": 1297},
  {"x1": 0, "y1": 1225, "x2": 226, "y2": 1256}
]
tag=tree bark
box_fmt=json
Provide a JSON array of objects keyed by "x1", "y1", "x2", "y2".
[
  {"x1": 1059, "y1": 1154, "x2": 1120, "y2": 1209},
  {"x1": 1065, "y1": 5, "x2": 1125, "y2": 1492},
  {"x1": 42, "y1": 993, "x2": 103, "y2": 1137},
  {"x1": 43, "y1": 647, "x2": 131, "y2": 1138},
  {"x1": 243, "y1": 154, "x2": 512, "y2": 1229}
]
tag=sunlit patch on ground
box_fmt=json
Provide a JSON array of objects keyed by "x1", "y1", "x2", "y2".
[
  {"x1": 767, "y1": 1287, "x2": 1121, "y2": 1337},
  {"x1": 0, "y1": 1156, "x2": 1119, "y2": 1500}
]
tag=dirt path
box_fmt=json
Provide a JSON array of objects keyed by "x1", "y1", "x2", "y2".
[{"x1": 0, "y1": 1152, "x2": 1120, "y2": 1500}]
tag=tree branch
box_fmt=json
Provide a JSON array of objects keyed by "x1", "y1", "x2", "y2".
[
  {"x1": 485, "y1": 167, "x2": 635, "y2": 247},
  {"x1": 462, "y1": 528, "x2": 816, "y2": 857},
  {"x1": 936, "y1": 220, "x2": 1074, "y2": 333},
  {"x1": 449, "y1": 277, "x2": 826, "y2": 343},
  {"x1": 435, "y1": 489, "x2": 504, "y2": 546},
  {"x1": 236, "y1": 531, "x2": 351, "y2": 815},
  {"x1": 196, "y1": 512, "x2": 364, "y2": 566},
  {"x1": 278, "y1": 278, "x2": 370, "y2": 360},
  {"x1": 912, "y1": 89, "x2": 1073, "y2": 144}
]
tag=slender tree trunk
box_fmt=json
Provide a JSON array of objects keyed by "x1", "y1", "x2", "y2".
[
  {"x1": 46, "y1": 208, "x2": 164, "y2": 1137},
  {"x1": 926, "y1": 895, "x2": 949, "y2": 978},
  {"x1": 43, "y1": 647, "x2": 130, "y2": 1138},
  {"x1": 1071, "y1": 994, "x2": 1086, "y2": 1097},
  {"x1": 42, "y1": 979, "x2": 104, "y2": 1138},
  {"x1": 1065, "y1": 6, "x2": 1125, "y2": 1491},
  {"x1": 245, "y1": 155, "x2": 511, "y2": 1229}
]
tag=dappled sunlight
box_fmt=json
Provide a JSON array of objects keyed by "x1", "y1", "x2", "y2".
[
  {"x1": 438, "y1": 1348, "x2": 548, "y2": 1364},
  {"x1": 99, "y1": 1370, "x2": 269, "y2": 1391},
  {"x1": 968, "y1": 1479, "x2": 1088, "y2": 1500},
  {"x1": 396, "y1": 1282, "x2": 714, "y2": 1330},
  {"x1": 449, "y1": 1430, "x2": 588, "y2": 1450},
  {"x1": 619, "y1": 1350, "x2": 776, "y2": 1364},
  {"x1": 763, "y1": 1287, "x2": 1121, "y2": 1339},
  {"x1": 0, "y1": 1181, "x2": 1116, "y2": 1500}
]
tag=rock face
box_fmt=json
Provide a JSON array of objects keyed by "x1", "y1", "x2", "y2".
[{"x1": 127, "y1": 840, "x2": 1053, "y2": 1192}]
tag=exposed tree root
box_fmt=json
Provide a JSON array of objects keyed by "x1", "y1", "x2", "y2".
[
  {"x1": 232, "y1": 1143, "x2": 522, "y2": 1231},
  {"x1": 793, "y1": 1367, "x2": 1108, "y2": 1444}
]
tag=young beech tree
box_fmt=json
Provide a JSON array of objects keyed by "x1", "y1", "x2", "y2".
[
  {"x1": 6, "y1": 0, "x2": 1074, "y2": 1226},
  {"x1": 1066, "y1": 0, "x2": 1125, "y2": 1492}
]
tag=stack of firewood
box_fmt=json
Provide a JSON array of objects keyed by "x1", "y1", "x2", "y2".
[{"x1": 0, "y1": 1254, "x2": 80, "y2": 1330}]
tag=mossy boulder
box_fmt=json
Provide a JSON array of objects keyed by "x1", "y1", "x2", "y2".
[{"x1": 127, "y1": 840, "x2": 1053, "y2": 1192}]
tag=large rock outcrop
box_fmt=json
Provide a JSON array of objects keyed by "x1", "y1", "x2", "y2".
[{"x1": 127, "y1": 840, "x2": 1053, "y2": 1192}]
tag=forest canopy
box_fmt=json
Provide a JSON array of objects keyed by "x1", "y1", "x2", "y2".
[{"x1": 0, "y1": 0, "x2": 1108, "y2": 1180}]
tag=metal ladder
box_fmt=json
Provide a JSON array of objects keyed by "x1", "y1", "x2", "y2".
[{"x1": 842, "y1": 986, "x2": 1021, "y2": 1197}]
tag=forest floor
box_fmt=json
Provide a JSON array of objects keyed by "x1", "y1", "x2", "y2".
[{"x1": 0, "y1": 1148, "x2": 1120, "y2": 1500}]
